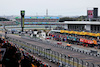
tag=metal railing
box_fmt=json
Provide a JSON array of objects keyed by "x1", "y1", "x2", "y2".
[
  {"x1": 22, "y1": 36, "x2": 100, "y2": 58},
  {"x1": 6, "y1": 36, "x2": 100, "y2": 67}
]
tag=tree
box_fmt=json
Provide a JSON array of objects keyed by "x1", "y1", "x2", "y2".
[
  {"x1": 59, "y1": 16, "x2": 87, "y2": 22},
  {"x1": 0, "y1": 17, "x2": 10, "y2": 21}
]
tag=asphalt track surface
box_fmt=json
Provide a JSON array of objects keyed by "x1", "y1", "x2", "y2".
[
  {"x1": 1, "y1": 33, "x2": 59, "y2": 67},
  {"x1": 1, "y1": 33, "x2": 100, "y2": 66}
]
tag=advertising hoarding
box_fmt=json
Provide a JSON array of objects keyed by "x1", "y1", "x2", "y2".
[
  {"x1": 80, "y1": 38, "x2": 93, "y2": 44},
  {"x1": 87, "y1": 10, "x2": 93, "y2": 18}
]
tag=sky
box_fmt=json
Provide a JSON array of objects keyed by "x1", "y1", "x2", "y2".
[{"x1": 0, "y1": 0, "x2": 100, "y2": 16}]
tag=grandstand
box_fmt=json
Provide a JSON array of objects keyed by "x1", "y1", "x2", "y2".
[
  {"x1": 15, "y1": 16, "x2": 60, "y2": 23},
  {"x1": 0, "y1": 21, "x2": 18, "y2": 26},
  {"x1": 4, "y1": 16, "x2": 59, "y2": 30}
]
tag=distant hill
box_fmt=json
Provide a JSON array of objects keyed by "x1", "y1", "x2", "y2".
[{"x1": 0, "y1": 17, "x2": 10, "y2": 21}]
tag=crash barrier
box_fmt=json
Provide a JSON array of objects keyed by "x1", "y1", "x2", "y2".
[{"x1": 7, "y1": 36, "x2": 100, "y2": 67}]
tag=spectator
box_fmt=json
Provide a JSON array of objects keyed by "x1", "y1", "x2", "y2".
[
  {"x1": 21, "y1": 56, "x2": 32, "y2": 67},
  {"x1": 2, "y1": 46, "x2": 19, "y2": 67}
]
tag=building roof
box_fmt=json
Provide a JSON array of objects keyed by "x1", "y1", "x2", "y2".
[{"x1": 63, "y1": 21, "x2": 100, "y2": 25}]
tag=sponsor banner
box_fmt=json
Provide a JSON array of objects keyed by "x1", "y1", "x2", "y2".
[
  {"x1": 51, "y1": 17, "x2": 59, "y2": 19},
  {"x1": 80, "y1": 32, "x2": 85, "y2": 35},
  {"x1": 60, "y1": 30, "x2": 100, "y2": 37},
  {"x1": 97, "y1": 33, "x2": 100, "y2": 37},
  {"x1": 87, "y1": 10, "x2": 93, "y2": 18},
  {"x1": 44, "y1": 17, "x2": 51, "y2": 19},
  {"x1": 80, "y1": 38, "x2": 93, "y2": 44},
  {"x1": 91, "y1": 33, "x2": 97, "y2": 37},
  {"x1": 60, "y1": 30, "x2": 65, "y2": 33}
]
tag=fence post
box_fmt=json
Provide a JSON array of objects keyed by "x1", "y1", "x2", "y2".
[
  {"x1": 81, "y1": 59, "x2": 83, "y2": 67},
  {"x1": 49, "y1": 50, "x2": 50, "y2": 59},
  {"x1": 54, "y1": 51, "x2": 56, "y2": 62},
  {"x1": 68, "y1": 55, "x2": 70, "y2": 66},
  {"x1": 33, "y1": 45, "x2": 34, "y2": 54},
  {"x1": 97, "y1": 65, "x2": 100, "y2": 67},
  {"x1": 43, "y1": 49, "x2": 44, "y2": 57},
  {"x1": 44, "y1": 49, "x2": 46, "y2": 58},
  {"x1": 57, "y1": 52, "x2": 59, "y2": 62},
  {"x1": 61, "y1": 53, "x2": 62, "y2": 62},
  {"x1": 92, "y1": 63, "x2": 94, "y2": 67},
  {"x1": 65, "y1": 55, "x2": 66, "y2": 65},
  {"x1": 86, "y1": 62, "x2": 89, "y2": 67},
  {"x1": 72, "y1": 57, "x2": 74, "y2": 67},
  {"x1": 50, "y1": 51, "x2": 52, "y2": 61},
  {"x1": 76, "y1": 58, "x2": 79, "y2": 67},
  {"x1": 38, "y1": 47, "x2": 40, "y2": 55},
  {"x1": 45, "y1": 49, "x2": 47, "y2": 58},
  {"x1": 40, "y1": 47, "x2": 42, "y2": 56},
  {"x1": 36, "y1": 46, "x2": 38, "y2": 54}
]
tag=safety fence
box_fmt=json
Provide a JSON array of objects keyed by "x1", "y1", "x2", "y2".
[
  {"x1": 7, "y1": 36, "x2": 100, "y2": 67},
  {"x1": 22, "y1": 36, "x2": 100, "y2": 58}
]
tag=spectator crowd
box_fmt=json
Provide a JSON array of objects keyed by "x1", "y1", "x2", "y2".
[{"x1": 0, "y1": 37, "x2": 49, "y2": 67}]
